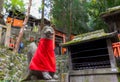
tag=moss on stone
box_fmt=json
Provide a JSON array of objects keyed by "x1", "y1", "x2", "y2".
[
  {"x1": 101, "y1": 6, "x2": 120, "y2": 17},
  {"x1": 61, "y1": 29, "x2": 115, "y2": 47}
]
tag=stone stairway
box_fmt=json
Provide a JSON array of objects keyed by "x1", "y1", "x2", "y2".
[
  {"x1": 0, "y1": 47, "x2": 68, "y2": 82},
  {"x1": 0, "y1": 47, "x2": 28, "y2": 80}
]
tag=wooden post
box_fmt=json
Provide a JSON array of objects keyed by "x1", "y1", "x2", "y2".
[
  {"x1": 4, "y1": 24, "x2": 11, "y2": 47},
  {"x1": 107, "y1": 39, "x2": 117, "y2": 68},
  {"x1": 53, "y1": 29, "x2": 55, "y2": 49}
]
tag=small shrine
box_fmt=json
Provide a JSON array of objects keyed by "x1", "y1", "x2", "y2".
[
  {"x1": 101, "y1": 6, "x2": 120, "y2": 58},
  {"x1": 101, "y1": 6, "x2": 120, "y2": 33},
  {"x1": 62, "y1": 29, "x2": 119, "y2": 82}
]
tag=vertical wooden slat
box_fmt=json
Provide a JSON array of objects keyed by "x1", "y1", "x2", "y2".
[
  {"x1": 107, "y1": 39, "x2": 117, "y2": 68},
  {"x1": 68, "y1": 47, "x2": 73, "y2": 71},
  {"x1": 53, "y1": 28, "x2": 55, "y2": 50},
  {"x1": 4, "y1": 24, "x2": 11, "y2": 47}
]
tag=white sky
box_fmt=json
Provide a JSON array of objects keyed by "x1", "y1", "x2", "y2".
[{"x1": 24, "y1": 0, "x2": 50, "y2": 19}]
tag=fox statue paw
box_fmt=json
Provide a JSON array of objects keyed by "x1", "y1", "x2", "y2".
[
  {"x1": 53, "y1": 74, "x2": 58, "y2": 80},
  {"x1": 42, "y1": 72, "x2": 52, "y2": 80}
]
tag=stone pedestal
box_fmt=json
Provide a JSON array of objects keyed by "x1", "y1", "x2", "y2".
[{"x1": 69, "y1": 74, "x2": 118, "y2": 82}]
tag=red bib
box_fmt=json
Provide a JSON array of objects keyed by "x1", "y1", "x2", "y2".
[{"x1": 29, "y1": 38, "x2": 56, "y2": 72}]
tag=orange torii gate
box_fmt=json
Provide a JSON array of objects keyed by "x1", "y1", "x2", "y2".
[{"x1": 112, "y1": 42, "x2": 120, "y2": 57}]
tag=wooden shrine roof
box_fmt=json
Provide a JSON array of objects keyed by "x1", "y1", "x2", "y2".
[
  {"x1": 61, "y1": 29, "x2": 117, "y2": 47},
  {"x1": 101, "y1": 6, "x2": 120, "y2": 18}
]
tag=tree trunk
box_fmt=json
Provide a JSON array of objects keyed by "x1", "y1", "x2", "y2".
[
  {"x1": 0, "y1": 0, "x2": 3, "y2": 13},
  {"x1": 49, "y1": 0, "x2": 52, "y2": 21},
  {"x1": 14, "y1": 0, "x2": 32, "y2": 53},
  {"x1": 0, "y1": 0, "x2": 5, "y2": 25},
  {"x1": 69, "y1": 0, "x2": 72, "y2": 41},
  {"x1": 39, "y1": 0, "x2": 45, "y2": 33}
]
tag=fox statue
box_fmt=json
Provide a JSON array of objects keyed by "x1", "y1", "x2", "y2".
[{"x1": 23, "y1": 25, "x2": 58, "y2": 81}]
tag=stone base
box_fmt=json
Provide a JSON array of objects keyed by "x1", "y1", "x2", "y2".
[{"x1": 69, "y1": 74, "x2": 119, "y2": 82}]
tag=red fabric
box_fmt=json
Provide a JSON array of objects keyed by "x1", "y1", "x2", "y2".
[{"x1": 29, "y1": 38, "x2": 56, "y2": 72}]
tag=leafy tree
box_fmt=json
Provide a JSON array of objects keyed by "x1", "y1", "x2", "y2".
[
  {"x1": 71, "y1": 0, "x2": 89, "y2": 34},
  {"x1": 51, "y1": 0, "x2": 120, "y2": 35},
  {"x1": 4, "y1": 0, "x2": 25, "y2": 12},
  {"x1": 51, "y1": 0, "x2": 89, "y2": 36},
  {"x1": 52, "y1": 0, "x2": 70, "y2": 33},
  {"x1": 4, "y1": 0, "x2": 25, "y2": 18},
  {"x1": 14, "y1": 0, "x2": 32, "y2": 53},
  {"x1": 84, "y1": 0, "x2": 120, "y2": 32}
]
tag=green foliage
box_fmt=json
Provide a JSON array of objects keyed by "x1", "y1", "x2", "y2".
[
  {"x1": 56, "y1": 55, "x2": 69, "y2": 77},
  {"x1": 84, "y1": 0, "x2": 120, "y2": 32},
  {"x1": 4, "y1": 0, "x2": 25, "y2": 16},
  {"x1": 51, "y1": 0, "x2": 120, "y2": 35},
  {"x1": 83, "y1": 0, "x2": 107, "y2": 32},
  {"x1": 0, "y1": 46, "x2": 69, "y2": 81},
  {"x1": 71, "y1": 0, "x2": 89, "y2": 34},
  {"x1": 0, "y1": 47, "x2": 27, "y2": 81},
  {"x1": 51, "y1": 0, "x2": 89, "y2": 35},
  {"x1": 52, "y1": 0, "x2": 68, "y2": 28}
]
